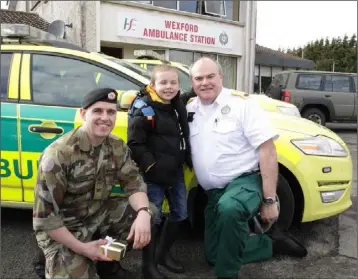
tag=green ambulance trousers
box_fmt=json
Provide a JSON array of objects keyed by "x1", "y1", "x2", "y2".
[{"x1": 204, "y1": 173, "x2": 273, "y2": 278}]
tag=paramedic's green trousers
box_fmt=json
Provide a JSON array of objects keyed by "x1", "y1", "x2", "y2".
[{"x1": 204, "y1": 173, "x2": 273, "y2": 278}]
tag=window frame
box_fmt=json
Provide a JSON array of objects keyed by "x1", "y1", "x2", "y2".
[
  {"x1": 0, "y1": 52, "x2": 14, "y2": 101},
  {"x1": 323, "y1": 74, "x2": 354, "y2": 93},
  {"x1": 204, "y1": 0, "x2": 226, "y2": 17},
  {"x1": 131, "y1": 0, "x2": 232, "y2": 19},
  {"x1": 295, "y1": 73, "x2": 323, "y2": 91},
  {"x1": 27, "y1": 51, "x2": 144, "y2": 108}
]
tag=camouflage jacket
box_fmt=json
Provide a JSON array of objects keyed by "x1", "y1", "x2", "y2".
[{"x1": 33, "y1": 127, "x2": 146, "y2": 232}]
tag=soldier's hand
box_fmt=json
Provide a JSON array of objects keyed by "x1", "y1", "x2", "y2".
[
  {"x1": 79, "y1": 239, "x2": 113, "y2": 262},
  {"x1": 127, "y1": 211, "x2": 151, "y2": 249},
  {"x1": 260, "y1": 203, "x2": 279, "y2": 223}
]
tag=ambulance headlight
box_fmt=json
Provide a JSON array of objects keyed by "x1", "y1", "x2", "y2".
[{"x1": 291, "y1": 136, "x2": 347, "y2": 157}]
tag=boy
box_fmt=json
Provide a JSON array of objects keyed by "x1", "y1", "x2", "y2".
[{"x1": 127, "y1": 65, "x2": 192, "y2": 279}]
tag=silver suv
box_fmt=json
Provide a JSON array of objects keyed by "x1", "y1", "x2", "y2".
[{"x1": 265, "y1": 70, "x2": 357, "y2": 126}]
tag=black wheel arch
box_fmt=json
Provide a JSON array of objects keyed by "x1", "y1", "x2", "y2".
[{"x1": 300, "y1": 97, "x2": 336, "y2": 121}]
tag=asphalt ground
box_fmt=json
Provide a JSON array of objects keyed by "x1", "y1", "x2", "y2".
[{"x1": 1, "y1": 124, "x2": 357, "y2": 279}]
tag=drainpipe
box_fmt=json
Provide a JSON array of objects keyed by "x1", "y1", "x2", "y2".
[
  {"x1": 244, "y1": 1, "x2": 250, "y2": 92},
  {"x1": 25, "y1": 1, "x2": 30, "y2": 12},
  {"x1": 248, "y1": 1, "x2": 257, "y2": 94},
  {"x1": 80, "y1": 1, "x2": 86, "y2": 49}
]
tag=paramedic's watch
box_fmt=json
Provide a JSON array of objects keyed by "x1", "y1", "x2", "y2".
[
  {"x1": 263, "y1": 197, "x2": 276, "y2": 205},
  {"x1": 137, "y1": 207, "x2": 153, "y2": 218}
]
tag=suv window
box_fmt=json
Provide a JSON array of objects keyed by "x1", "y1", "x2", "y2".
[
  {"x1": 354, "y1": 76, "x2": 357, "y2": 92},
  {"x1": 31, "y1": 54, "x2": 140, "y2": 107},
  {"x1": 324, "y1": 75, "x2": 351, "y2": 92},
  {"x1": 1, "y1": 53, "x2": 12, "y2": 99},
  {"x1": 273, "y1": 73, "x2": 288, "y2": 88},
  {"x1": 296, "y1": 74, "x2": 322, "y2": 90}
]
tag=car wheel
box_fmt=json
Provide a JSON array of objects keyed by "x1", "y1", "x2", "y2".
[
  {"x1": 302, "y1": 108, "x2": 326, "y2": 126},
  {"x1": 276, "y1": 174, "x2": 295, "y2": 230}
]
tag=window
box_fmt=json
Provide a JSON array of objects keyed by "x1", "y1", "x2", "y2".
[
  {"x1": 296, "y1": 74, "x2": 322, "y2": 90},
  {"x1": 225, "y1": 0, "x2": 233, "y2": 20},
  {"x1": 31, "y1": 54, "x2": 140, "y2": 107},
  {"x1": 353, "y1": 76, "x2": 357, "y2": 92},
  {"x1": 169, "y1": 50, "x2": 194, "y2": 66},
  {"x1": 273, "y1": 74, "x2": 288, "y2": 88},
  {"x1": 1, "y1": 53, "x2": 12, "y2": 99},
  {"x1": 204, "y1": 1, "x2": 226, "y2": 16},
  {"x1": 152, "y1": 0, "x2": 177, "y2": 10},
  {"x1": 179, "y1": 0, "x2": 199, "y2": 13},
  {"x1": 218, "y1": 55, "x2": 237, "y2": 89},
  {"x1": 324, "y1": 75, "x2": 351, "y2": 93},
  {"x1": 177, "y1": 68, "x2": 191, "y2": 92}
]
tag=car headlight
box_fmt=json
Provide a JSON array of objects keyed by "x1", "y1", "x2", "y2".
[
  {"x1": 291, "y1": 136, "x2": 347, "y2": 157},
  {"x1": 277, "y1": 106, "x2": 301, "y2": 117}
]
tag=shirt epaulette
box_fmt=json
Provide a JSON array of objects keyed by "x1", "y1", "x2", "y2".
[
  {"x1": 187, "y1": 97, "x2": 196, "y2": 104},
  {"x1": 231, "y1": 90, "x2": 249, "y2": 99}
]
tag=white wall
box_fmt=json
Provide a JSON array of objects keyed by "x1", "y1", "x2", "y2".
[{"x1": 14, "y1": 0, "x2": 99, "y2": 51}]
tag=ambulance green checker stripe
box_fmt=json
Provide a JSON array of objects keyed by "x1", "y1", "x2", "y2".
[
  {"x1": 20, "y1": 105, "x2": 77, "y2": 153},
  {"x1": 1, "y1": 103, "x2": 18, "y2": 151}
]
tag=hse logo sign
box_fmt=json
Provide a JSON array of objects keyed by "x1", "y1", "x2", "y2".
[{"x1": 123, "y1": 18, "x2": 137, "y2": 31}]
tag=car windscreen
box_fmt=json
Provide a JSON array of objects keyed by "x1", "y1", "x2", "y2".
[{"x1": 108, "y1": 58, "x2": 152, "y2": 80}]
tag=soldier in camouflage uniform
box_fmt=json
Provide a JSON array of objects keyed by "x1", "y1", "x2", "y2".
[{"x1": 33, "y1": 88, "x2": 161, "y2": 279}]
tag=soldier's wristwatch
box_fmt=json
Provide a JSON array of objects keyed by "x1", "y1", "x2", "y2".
[
  {"x1": 137, "y1": 207, "x2": 153, "y2": 218},
  {"x1": 263, "y1": 197, "x2": 276, "y2": 205}
]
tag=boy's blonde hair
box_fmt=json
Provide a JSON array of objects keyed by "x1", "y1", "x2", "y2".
[{"x1": 150, "y1": 65, "x2": 180, "y2": 85}]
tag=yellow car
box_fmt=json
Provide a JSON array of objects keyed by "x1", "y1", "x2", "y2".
[{"x1": 1, "y1": 24, "x2": 352, "y2": 231}]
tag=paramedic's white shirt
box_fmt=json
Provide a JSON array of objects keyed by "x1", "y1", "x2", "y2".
[{"x1": 186, "y1": 88, "x2": 279, "y2": 191}]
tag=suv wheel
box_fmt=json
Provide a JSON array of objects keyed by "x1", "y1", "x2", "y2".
[{"x1": 302, "y1": 108, "x2": 326, "y2": 126}]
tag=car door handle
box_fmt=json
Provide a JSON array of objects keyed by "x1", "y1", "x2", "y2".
[
  {"x1": 325, "y1": 94, "x2": 332, "y2": 98},
  {"x1": 29, "y1": 126, "x2": 63, "y2": 134}
]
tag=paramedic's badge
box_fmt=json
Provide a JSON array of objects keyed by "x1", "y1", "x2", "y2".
[
  {"x1": 108, "y1": 92, "x2": 116, "y2": 100},
  {"x1": 221, "y1": 105, "x2": 231, "y2": 115}
]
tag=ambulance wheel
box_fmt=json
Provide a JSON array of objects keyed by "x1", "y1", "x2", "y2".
[{"x1": 275, "y1": 174, "x2": 295, "y2": 230}]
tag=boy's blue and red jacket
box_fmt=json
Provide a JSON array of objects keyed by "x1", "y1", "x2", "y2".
[{"x1": 127, "y1": 85, "x2": 193, "y2": 187}]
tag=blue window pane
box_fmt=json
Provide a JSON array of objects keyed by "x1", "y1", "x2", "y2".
[
  {"x1": 179, "y1": 0, "x2": 198, "y2": 13},
  {"x1": 153, "y1": 1, "x2": 177, "y2": 10},
  {"x1": 225, "y1": 0, "x2": 233, "y2": 20}
]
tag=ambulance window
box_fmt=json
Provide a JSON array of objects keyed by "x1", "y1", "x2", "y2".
[
  {"x1": 31, "y1": 54, "x2": 141, "y2": 107},
  {"x1": 1, "y1": 53, "x2": 12, "y2": 99}
]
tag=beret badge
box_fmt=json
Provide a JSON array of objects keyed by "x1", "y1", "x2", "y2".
[{"x1": 108, "y1": 92, "x2": 116, "y2": 100}]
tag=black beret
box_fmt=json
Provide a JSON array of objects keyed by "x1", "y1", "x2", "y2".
[{"x1": 82, "y1": 88, "x2": 118, "y2": 109}]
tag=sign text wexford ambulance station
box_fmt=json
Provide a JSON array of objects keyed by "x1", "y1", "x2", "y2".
[{"x1": 117, "y1": 11, "x2": 233, "y2": 50}]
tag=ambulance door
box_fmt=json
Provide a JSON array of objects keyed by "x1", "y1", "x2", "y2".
[{"x1": 1, "y1": 52, "x2": 22, "y2": 204}]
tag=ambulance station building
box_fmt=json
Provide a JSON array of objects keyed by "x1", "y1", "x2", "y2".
[{"x1": 10, "y1": 0, "x2": 257, "y2": 93}]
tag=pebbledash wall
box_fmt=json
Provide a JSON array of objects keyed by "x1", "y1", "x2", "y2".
[{"x1": 13, "y1": 0, "x2": 257, "y2": 93}]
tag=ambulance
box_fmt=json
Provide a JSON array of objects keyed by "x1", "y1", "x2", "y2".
[{"x1": 0, "y1": 24, "x2": 353, "y2": 231}]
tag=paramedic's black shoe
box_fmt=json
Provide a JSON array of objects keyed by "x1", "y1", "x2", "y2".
[{"x1": 268, "y1": 226, "x2": 308, "y2": 258}]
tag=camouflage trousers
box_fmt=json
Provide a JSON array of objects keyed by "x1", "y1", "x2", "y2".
[{"x1": 35, "y1": 199, "x2": 156, "y2": 279}]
